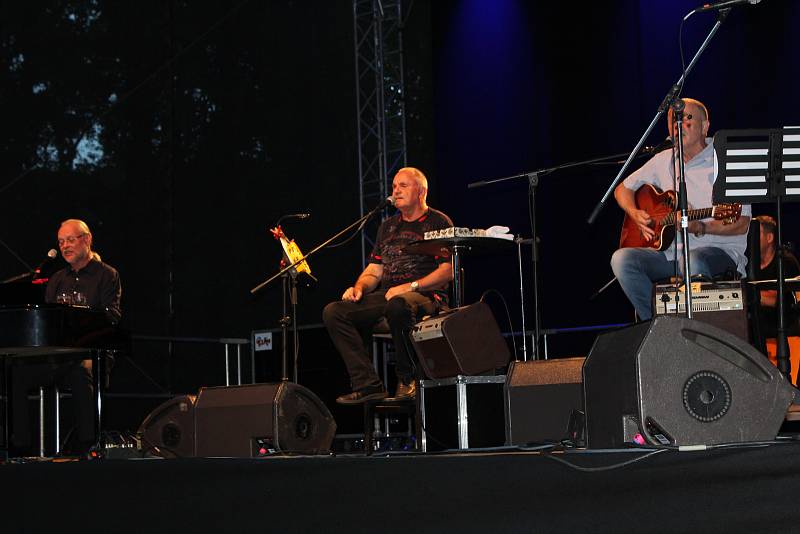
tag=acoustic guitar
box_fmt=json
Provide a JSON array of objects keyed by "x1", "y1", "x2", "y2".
[{"x1": 619, "y1": 184, "x2": 742, "y2": 251}]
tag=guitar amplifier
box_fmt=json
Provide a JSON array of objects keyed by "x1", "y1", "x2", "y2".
[
  {"x1": 410, "y1": 301, "x2": 511, "y2": 379},
  {"x1": 652, "y1": 280, "x2": 749, "y2": 341}
]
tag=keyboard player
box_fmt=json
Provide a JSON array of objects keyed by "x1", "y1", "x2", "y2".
[{"x1": 11, "y1": 219, "x2": 121, "y2": 456}]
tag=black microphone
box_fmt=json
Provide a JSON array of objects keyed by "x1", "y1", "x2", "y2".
[
  {"x1": 643, "y1": 137, "x2": 674, "y2": 155},
  {"x1": 31, "y1": 249, "x2": 58, "y2": 279},
  {"x1": 374, "y1": 196, "x2": 396, "y2": 211},
  {"x1": 694, "y1": 0, "x2": 761, "y2": 13},
  {"x1": 276, "y1": 213, "x2": 311, "y2": 226}
]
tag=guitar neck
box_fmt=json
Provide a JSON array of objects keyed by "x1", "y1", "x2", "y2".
[{"x1": 662, "y1": 207, "x2": 713, "y2": 225}]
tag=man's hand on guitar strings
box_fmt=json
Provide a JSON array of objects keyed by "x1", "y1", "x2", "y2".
[{"x1": 630, "y1": 209, "x2": 655, "y2": 241}]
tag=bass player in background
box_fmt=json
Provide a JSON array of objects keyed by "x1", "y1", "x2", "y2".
[
  {"x1": 754, "y1": 215, "x2": 800, "y2": 382},
  {"x1": 610, "y1": 98, "x2": 751, "y2": 320}
]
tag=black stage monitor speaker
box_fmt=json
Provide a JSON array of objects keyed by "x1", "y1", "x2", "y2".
[
  {"x1": 137, "y1": 395, "x2": 197, "y2": 458},
  {"x1": 194, "y1": 382, "x2": 336, "y2": 457},
  {"x1": 504, "y1": 358, "x2": 585, "y2": 445},
  {"x1": 410, "y1": 301, "x2": 511, "y2": 379},
  {"x1": 583, "y1": 316, "x2": 795, "y2": 449}
]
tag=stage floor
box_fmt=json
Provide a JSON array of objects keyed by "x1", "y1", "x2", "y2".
[{"x1": 4, "y1": 441, "x2": 800, "y2": 533}]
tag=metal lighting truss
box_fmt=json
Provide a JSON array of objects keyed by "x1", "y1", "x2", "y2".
[{"x1": 353, "y1": 0, "x2": 407, "y2": 262}]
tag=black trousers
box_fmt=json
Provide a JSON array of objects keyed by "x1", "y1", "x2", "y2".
[
  {"x1": 10, "y1": 360, "x2": 95, "y2": 453},
  {"x1": 322, "y1": 290, "x2": 438, "y2": 391}
]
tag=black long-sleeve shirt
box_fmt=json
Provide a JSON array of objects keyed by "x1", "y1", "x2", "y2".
[{"x1": 45, "y1": 258, "x2": 122, "y2": 323}]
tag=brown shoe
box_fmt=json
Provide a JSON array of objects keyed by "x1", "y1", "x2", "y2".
[
  {"x1": 336, "y1": 386, "x2": 388, "y2": 405},
  {"x1": 389, "y1": 379, "x2": 416, "y2": 401}
]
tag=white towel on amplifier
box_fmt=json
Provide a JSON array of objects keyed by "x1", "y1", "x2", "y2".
[{"x1": 485, "y1": 225, "x2": 514, "y2": 240}]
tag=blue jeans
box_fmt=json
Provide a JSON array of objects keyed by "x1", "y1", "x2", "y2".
[{"x1": 610, "y1": 246, "x2": 737, "y2": 320}]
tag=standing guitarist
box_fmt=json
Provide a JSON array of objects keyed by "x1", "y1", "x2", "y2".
[{"x1": 611, "y1": 98, "x2": 751, "y2": 320}]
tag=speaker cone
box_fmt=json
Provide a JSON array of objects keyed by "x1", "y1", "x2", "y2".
[{"x1": 682, "y1": 371, "x2": 731, "y2": 422}]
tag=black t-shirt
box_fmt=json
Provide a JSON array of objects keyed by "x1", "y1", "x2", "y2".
[
  {"x1": 45, "y1": 258, "x2": 122, "y2": 323},
  {"x1": 758, "y1": 250, "x2": 800, "y2": 281},
  {"x1": 369, "y1": 208, "x2": 453, "y2": 299},
  {"x1": 756, "y1": 249, "x2": 800, "y2": 337}
]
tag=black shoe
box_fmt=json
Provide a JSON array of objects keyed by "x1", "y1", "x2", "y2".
[
  {"x1": 336, "y1": 386, "x2": 388, "y2": 405},
  {"x1": 388, "y1": 379, "x2": 416, "y2": 401}
]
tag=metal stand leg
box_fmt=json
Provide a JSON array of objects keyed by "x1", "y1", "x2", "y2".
[
  {"x1": 54, "y1": 387, "x2": 61, "y2": 455},
  {"x1": 38, "y1": 386, "x2": 45, "y2": 457},
  {"x1": 92, "y1": 349, "x2": 104, "y2": 450},
  {"x1": 3, "y1": 356, "x2": 11, "y2": 456},
  {"x1": 456, "y1": 378, "x2": 469, "y2": 449}
]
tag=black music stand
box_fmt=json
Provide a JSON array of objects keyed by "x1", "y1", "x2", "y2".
[
  {"x1": 712, "y1": 127, "x2": 800, "y2": 381},
  {"x1": 251, "y1": 201, "x2": 390, "y2": 383},
  {"x1": 270, "y1": 225, "x2": 316, "y2": 384}
]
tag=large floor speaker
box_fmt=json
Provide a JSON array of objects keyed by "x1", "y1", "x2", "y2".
[
  {"x1": 137, "y1": 395, "x2": 197, "y2": 458},
  {"x1": 583, "y1": 316, "x2": 795, "y2": 449},
  {"x1": 504, "y1": 358, "x2": 584, "y2": 445},
  {"x1": 410, "y1": 301, "x2": 511, "y2": 379},
  {"x1": 194, "y1": 382, "x2": 336, "y2": 457}
]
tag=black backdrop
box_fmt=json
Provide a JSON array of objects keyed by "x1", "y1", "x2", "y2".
[{"x1": 1, "y1": 0, "x2": 798, "y2": 434}]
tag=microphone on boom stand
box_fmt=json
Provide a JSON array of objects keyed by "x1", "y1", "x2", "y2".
[{"x1": 372, "y1": 196, "x2": 396, "y2": 212}]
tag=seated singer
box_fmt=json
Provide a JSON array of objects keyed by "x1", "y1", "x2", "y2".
[
  {"x1": 11, "y1": 219, "x2": 121, "y2": 456},
  {"x1": 611, "y1": 98, "x2": 751, "y2": 320},
  {"x1": 323, "y1": 167, "x2": 453, "y2": 404}
]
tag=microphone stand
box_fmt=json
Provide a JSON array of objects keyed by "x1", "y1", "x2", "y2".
[
  {"x1": 587, "y1": 8, "x2": 732, "y2": 318},
  {"x1": 588, "y1": 9, "x2": 729, "y2": 226},
  {"x1": 271, "y1": 214, "x2": 313, "y2": 383},
  {"x1": 1, "y1": 271, "x2": 34, "y2": 284},
  {"x1": 252, "y1": 204, "x2": 386, "y2": 294},
  {"x1": 2, "y1": 253, "x2": 56, "y2": 284},
  {"x1": 775, "y1": 200, "x2": 791, "y2": 379},
  {"x1": 277, "y1": 266, "x2": 299, "y2": 382},
  {"x1": 251, "y1": 203, "x2": 389, "y2": 381},
  {"x1": 671, "y1": 100, "x2": 695, "y2": 318},
  {"x1": 468, "y1": 149, "x2": 652, "y2": 360},
  {"x1": 0, "y1": 237, "x2": 36, "y2": 283}
]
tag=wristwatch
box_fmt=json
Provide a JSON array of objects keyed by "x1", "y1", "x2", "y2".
[
  {"x1": 694, "y1": 221, "x2": 706, "y2": 238},
  {"x1": 410, "y1": 280, "x2": 419, "y2": 292}
]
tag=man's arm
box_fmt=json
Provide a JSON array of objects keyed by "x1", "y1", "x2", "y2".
[
  {"x1": 614, "y1": 183, "x2": 655, "y2": 241},
  {"x1": 760, "y1": 253, "x2": 800, "y2": 308},
  {"x1": 384, "y1": 261, "x2": 453, "y2": 301},
  {"x1": 342, "y1": 263, "x2": 383, "y2": 302},
  {"x1": 99, "y1": 268, "x2": 122, "y2": 323},
  {"x1": 688, "y1": 215, "x2": 750, "y2": 237}
]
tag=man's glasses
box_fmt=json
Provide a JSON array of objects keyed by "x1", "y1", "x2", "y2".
[{"x1": 57, "y1": 233, "x2": 86, "y2": 246}]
